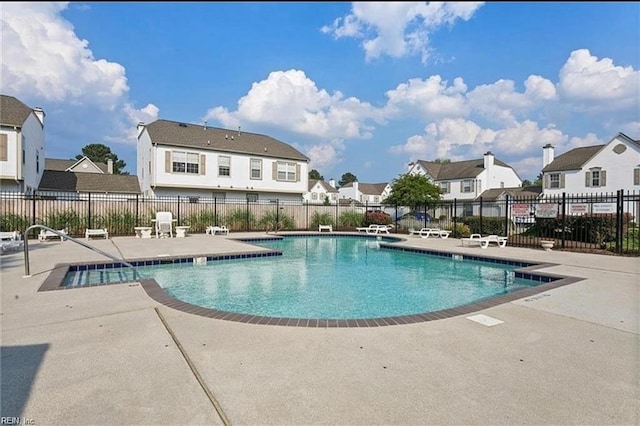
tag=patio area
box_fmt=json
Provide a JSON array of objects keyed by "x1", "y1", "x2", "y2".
[{"x1": 1, "y1": 232, "x2": 638, "y2": 425}]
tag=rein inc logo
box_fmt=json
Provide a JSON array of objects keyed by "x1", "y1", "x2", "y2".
[{"x1": 0, "y1": 418, "x2": 35, "y2": 425}]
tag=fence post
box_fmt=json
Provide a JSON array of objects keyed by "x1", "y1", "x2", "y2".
[
  {"x1": 246, "y1": 198, "x2": 250, "y2": 231},
  {"x1": 504, "y1": 194, "x2": 509, "y2": 237},
  {"x1": 561, "y1": 192, "x2": 566, "y2": 249},
  {"x1": 177, "y1": 195, "x2": 181, "y2": 224},
  {"x1": 88, "y1": 192, "x2": 92, "y2": 229},
  {"x1": 479, "y1": 196, "x2": 483, "y2": 235},
  {"x1": 335, "y1": 200, "x2": 338, "y2": 229},
  {"x1": 135, "y1": 194, "x2": 139, "y2": 227},
  {"x1": 276, "y1": 199, "x2": 280, "y2": 231},
  {"x1": 32, "y1": 191, "x2": 37, "y2": 236},
  {"x1": 453, "y1": 198, "x2": 457, "y2": 234},
  {"x1": 214, "y1": 197, "x2": 218, "y2": 226},
  {"x1": 616, "y1": 189, "x2": 623, "y2": 254}
]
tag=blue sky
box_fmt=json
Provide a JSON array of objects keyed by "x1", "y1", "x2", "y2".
[{"x1": 2, "y1": 2, "x2": 639, "y2": 183}]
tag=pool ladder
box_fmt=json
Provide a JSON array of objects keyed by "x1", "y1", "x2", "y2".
[{"x1": 22, "y1": 224, "x2": 138, "y2": 279}]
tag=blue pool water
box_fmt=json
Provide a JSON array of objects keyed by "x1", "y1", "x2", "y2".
[{"x1": 63, "y1": 235, "x2": 544, "y2": 319}]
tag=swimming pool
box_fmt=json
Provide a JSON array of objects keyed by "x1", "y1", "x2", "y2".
[{"x1": 54, "y1": 235, "x2": 575, "y2": 325}]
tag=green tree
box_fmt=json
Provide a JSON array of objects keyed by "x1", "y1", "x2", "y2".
[
  {"x1": 433, "y1": 158, "x2": 451, "y2": 164},
  {"x1": 521, "y1": 179, "x2": 532, "y2": 187},
  {"x1": 74, "y1": 143, "x2": 128, "y2": 174},
  {"x1": 309, "y1": 169, "x2": 324, "y2": 180},
  {"x1": 383, "y1": 173, "x2": 441, "y2": 209},
  {"x1": 338, "y1": 172, "x2": 357, "y2": 188}
]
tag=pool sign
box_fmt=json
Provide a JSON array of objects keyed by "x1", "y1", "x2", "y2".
[
  {"x1": 592, "y1": 203, "x2": 616, "y2": 214},
  {"x1": 511, "y1": 203, "x2": 531, "y2": 217},
  {"x1": 535, "y1": 203, "x2": 558, "y2": 218},
  {"x1": 569, "y1": 203, "x2": 588, "y2": 215}
]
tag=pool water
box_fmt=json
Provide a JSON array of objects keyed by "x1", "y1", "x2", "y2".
[{"x1": 65, "y1": 236, "x2": 543, "y2": 319}]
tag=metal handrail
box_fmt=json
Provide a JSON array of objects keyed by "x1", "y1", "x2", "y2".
[{"x1": 23, "y1": 224, "x2": 138, "y2": 279}]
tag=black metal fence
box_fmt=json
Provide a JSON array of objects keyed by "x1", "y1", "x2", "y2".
[{"x1": 1, "y1": 190, "x2": 638, "y2": 256}]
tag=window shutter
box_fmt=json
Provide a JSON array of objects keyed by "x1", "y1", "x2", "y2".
[
  {"x1": 472, "y1": 180, "x2": 476, "y2": 192},
  {"x1": 200, "y1": 154, "x2": 206, "y2": 175},
  {"x1": 543, "y1": 174, "x2": 549, "y2": 189},
  {"x1": 272, "y1": 162, "x2": 277, "y2": 180},
  {"x1": 601, "y1": 170, "x2": 606, "y2": 187},
  {"x1": 296, "y1": 164, "x2": 301, "y2": 182},
  {"x1": 560, "y1": 174, "x2": 565, "y2": 188},
  {"x1": 165, "y1": 151, "x2": 171, "y2": 173},
  {"x1": 0, "y1": 134, "x2": 7, "y2": 161},
  {"x1": 634, "y1": 168, "x2": 640, "y2": 185},
  {"x1": 459, "y1": 181, "x2": 463, "y2": 192},
  {"x1": 585, "y1": 171, "x2": 591, "y2": 187}
]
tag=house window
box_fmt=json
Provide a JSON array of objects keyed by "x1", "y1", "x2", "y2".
[
  {"x1": 172, "y1": 151, "x2": 199, "y2": 174},
  {"x1": 277, "y1": 162, "x2": 296, "y2": 181},
  {"x1": 463, "y1": 203, "x2": 474, "y2": 217},
  {"x1": 634, "y1": 167, "x2": 640, "y2": 185},
  {"x1": 218, "y1": 155, "x2": 230, "y2": 177},
  {"x1": 374, "y1": 196, "x2": 379, "y2": 203},
  {"x1": 549, "y1": 174, "x2": 560, "y2": 189},
  {"x1": 312, "y1": 192, "x2": 318, "y2": 200},
  {"x1": 462, "y1": 180, "x2": 473, "y2": 193},
  {"x1": 250, "y1": 159, "x2": 262, "y2": 180},
  {"x1": 22, "y1": 149, "x2": 25, "y2": 164},
  {"x1": 36, "y1": 152, "x2": 40, "y2": 173},
  {"x1": 246, "y1": 193, "x2": 258, "y2": 202},
  {"x1": 591, "y1": 170, "x2": 600, "y2": 187},
  {"x1": 439, "y1": 182, "x2": 450, "y2": 194},
  {"x1": 585, "y1": 169, "x2": 606, "y2": 188}
]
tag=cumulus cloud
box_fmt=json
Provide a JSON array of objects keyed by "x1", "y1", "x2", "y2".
[
  {"x1": 384, "y1": 75, "x2": 469, "y2": 120},
  {"x1": 0, "y1": 2, "x2": 128, "y2": 107},
  {"x1": 205, "y1": 69, "x2": 383, "y2": 140},
  {"x1": 322, "y1": 2, "x2": 484, "y2": 64},
  {"x1": 558, "y1": 49, "x2": 640, "y2": 111},
  {"x1": 305, "y1": 140, "x2": 346, "y2": 170},
  {"x1": 390, "y1": 119, "x2": 566, "y2": 165}
]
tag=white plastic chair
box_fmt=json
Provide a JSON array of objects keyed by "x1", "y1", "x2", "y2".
[{"x1": 155, "y1": 212, "x2": 174, "y2": 238}]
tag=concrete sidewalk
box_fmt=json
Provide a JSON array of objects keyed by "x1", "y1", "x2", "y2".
[{"x1": 1, "y1": 233, "x2": 638, "y2": 425}]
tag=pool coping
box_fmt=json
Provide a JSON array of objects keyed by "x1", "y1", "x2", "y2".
[{"x1": 37, "y1": 232, "x2": 585, "y2": 327}]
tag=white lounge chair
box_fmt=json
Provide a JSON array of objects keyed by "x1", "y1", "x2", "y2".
[
  {"x1": 461, "y1": 234, "x2": 507, "y2": 249},
  {"x1": 417, "y1": 228, "x2": 450, "y2": 239},
  {"x1": 38, "y1": 228, "x2": 68, "y2": 242},
  {"x1": 356, "y1": 224, "x2": 391, "y2": 234},
  {"x1": 206, "y1": 225, "x2": 230, "y2": 235},
  {"x1": 85, "y1": 228, "x2": 108, "y2": 240},
  {"x1": 154, "y1": 212, "x2": 174, "y2": 238},
  {"x1": 1, "y1": 231, "x2": 24, "y2": 254}
]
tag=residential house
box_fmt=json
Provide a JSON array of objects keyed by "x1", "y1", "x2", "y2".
[
  {"x1": 38, "y1": 156, "x2": 141, "y2": 198},
  {"x1": 338, "y1": 181, "x2": 392, "y2": 205},
  {"x1": 407, "y1": 152, "x2": 522, "y2": 202},
  {"x1": 474, "y1": 186, "x2": 543, "y2": 221},
  {"x1": 0, "y1": 94, "x2": 46, "y2": 194},
  {"x1": 541, "y1": 132, "x2": 640, "y2": 196},
  {"x1": 137, "y1": 119, "x2": 310, "y2": 201},
  {"x1": 304, "y1": 178, "x2": 338, "y2": 204}
]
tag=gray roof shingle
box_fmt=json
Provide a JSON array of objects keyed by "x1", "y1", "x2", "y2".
[
  {"x1": 542, "y1": 145, "x2": 605, "y2": 172},
  {"x1": 0, "y1": 95, "x2": 33, "y2": 128},
  {"x1": 38, "y1": 170, "x2": 141, "y2": 194},
  {"x1": 144, "y1": 119, "x2": 309, "y2": 162},
  {"x1": 309, "y1": 179, "x2": 338, "y2": 192},
  {"x1": 45, "y1": 158, "x2": 108, "y2": 173},
  {"x1": 477, "y1": 186, "x2": 542, "y2": 201},
  {"x1": 417, "y1": 158, "x2": 511, "y2": 180}
]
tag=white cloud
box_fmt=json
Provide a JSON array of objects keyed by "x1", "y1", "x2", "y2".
[
  {"x1": 0, "y1": 2, "x2": 128, "y2": 108},
  {"x1": 205, "y1": 69, "x2": 382, "y2": 140},
  {"x1": 390, "y1": 119, "x2": 567, "y2": 167},
  {"x1": 558, "y1": 49, "x2": 640, "y2": 111},
  {"x1": 322, "y1": 2, "x2": 484, "y2": 64},
  {"x1": 306, "y1": 140, "x2": 345, "y2": 170},
  {"x1": 384, "y1": 75, "x2": 469, "y2": 119}
]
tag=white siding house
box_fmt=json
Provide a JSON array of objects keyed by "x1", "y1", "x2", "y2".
[
  {"x1": 304, "y1": 179, "x2": 339, "y2": 204},
  {"x1": 541, "y1": 133, "x2": 640, "y2": 196},
  {"x1": 0, "y1": 95, "x2": 46, "y2": 194},
  {"x1": 407, "y1": 152, "x2": 522, "y2": 201},
  {"x1": 137, "y1": 120, "x2": 310, "y2": 201},
  {"x1": 338, "y1": 181, "x2": 391, "y2": 205}
]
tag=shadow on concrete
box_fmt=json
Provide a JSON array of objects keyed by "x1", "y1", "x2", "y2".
[{"x1": 1, "y1": 344, "x2": 49, "y2": 417}]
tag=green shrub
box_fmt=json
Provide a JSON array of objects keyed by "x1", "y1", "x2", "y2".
[
  {"x1": 0, "y1": 213, "x2": 30, "y2": 233},
  {"x1": 44, "y1": 209, "x2": 84, "y2": 235},
  {"x1": 224, "y1": 209, "x2": 256, "y2": 231},
  {"x1": 310, "y1": 211, "x2": 334, "y2": 228},
  {"x1": 456, "y1": 216, "x2": 506, "y2": 235},
  {"x1": 258, "y1": 210, "x2": 294, "y2": 232},
  {"x1": 339, "y1": 210, "x2": 364, "y2": 228},
  {"x1": 185, "y1": 210, "x2": 220, "y2": 233}
]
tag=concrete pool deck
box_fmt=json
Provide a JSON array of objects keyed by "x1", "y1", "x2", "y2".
[{"x1": 1, "y1": 232, "x2": 638, "y2": 425}]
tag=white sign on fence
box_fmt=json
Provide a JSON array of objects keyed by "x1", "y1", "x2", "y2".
[
  {"x1": 592, "y1": 203, "x2": 616, "y2": 214},
  {"x1": 535, "y1": 203, "x2": 559, "y2": 218},
  {"x1": 569, "y1": 203, "x2": 589, "y2": 215},
  {"x1": 511, "y1": 203, "x2": 531, "y2": 217}
]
